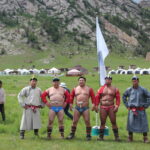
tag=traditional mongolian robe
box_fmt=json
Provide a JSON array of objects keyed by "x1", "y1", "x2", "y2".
[
  {"x1": 18, "y1": 86, "x2": 44, "y2": 130},
  {"x1": 123, "y1": 86, "x2": 150, "y2": 133}
]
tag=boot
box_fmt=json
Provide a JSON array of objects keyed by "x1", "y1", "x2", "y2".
[
  {"x1": 143, "y1": 133, "x2": 149, "y2": 143},
  {"x1": 20, "y1": 130, "x2": 25, "y2": 139},
  {"x1": 34, "y1": 129, "x2": 39, "y2": 136},
  {"x1": 47, "y1": 127, "x2": 52, "y2": 139},
  {"x1": 86, "y1": 127, "x2": 92, "y2": 141},
  {"x1": 113, "y1": 128, "x2": 120, "y2": 141},
  {"x1": 97, "y1": 129, "x2": 104, "y2": 141},
  {"x1": 59, "y1": 126, "x2": 64, "y2": 139},
  {"x1": 128, "y1": 132, "x2": 133, "y2": 142},
  {"x1": 66, "y1": 126, "x2": 76, "y2": 140}
]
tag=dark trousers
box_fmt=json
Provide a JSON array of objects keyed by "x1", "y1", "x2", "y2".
[
  {"x1": 0, "y1": 104, "x2": 5, "y2": 121},
  {"x1": 64, "y1": 104, "x2": 73, "y2": 120}
]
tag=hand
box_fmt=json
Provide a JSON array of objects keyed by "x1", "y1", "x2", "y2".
[
  {"x1": 91, "y1": 104, "x2": 95, "y2": 111},
  {"x1": 70, "y1": 104, "x2": 73, "y2": 111},
  {"x1": 95, "y1": 106, "x2": 99, "y2": 113},
  {"x1": 23, "y1": 105, "x2": 28, "y2": 109},
  {"x1": 113, "y1": 105, "x2": 119, "y2": 113},
  {"x1": 46, "y1": 102, "x2": 51, "y2": 108}
]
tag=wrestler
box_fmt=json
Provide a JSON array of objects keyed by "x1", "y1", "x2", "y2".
[
  {"x1": 41, "y1": 78, "x2": 70, "y2": 139},
  {"x1": 123, "y1": 76, "x2": 150, "y2": 143},
  {"x1": 95, "y1": 76, "x2": 120, "y2": 141},
  {"x1": 67, "y1": 76, "x2": 95, "y2": 140}
]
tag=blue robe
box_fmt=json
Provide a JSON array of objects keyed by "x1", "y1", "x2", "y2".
[{"x1": 122, "y1": 86, "x2": 150, "y2": 133}]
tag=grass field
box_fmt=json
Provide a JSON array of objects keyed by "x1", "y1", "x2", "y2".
[{"x1": 0, "y1": 74, "x2": 150, "y2": 150}]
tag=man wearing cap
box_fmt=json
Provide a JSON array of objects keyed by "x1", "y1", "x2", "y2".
[
  {"x1": 0, "y1": 80, "x2": 6, "y2": 121},
  {"x1": 18, "y1": 78, "x2": 44, "y2": 139},
  {"x1": 123, "y1": 76, "x2": 150, "y2": 143},
  {"x1": 66, "y1": 76, "x2": 96, "y2": 141},
  {"x1": 41, "y1": 78, "x2": 70, "y2": 139},
  {"x1": 60, "y1": 82, "x2": 73, "y2": 120},
  {"x1": 95, "y1": 76, "x2": 121, "y2": 141}
]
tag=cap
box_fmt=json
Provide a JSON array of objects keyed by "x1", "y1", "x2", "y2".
[{"x1": 52, "y1": 78, "x2": 60, "y2": 82}]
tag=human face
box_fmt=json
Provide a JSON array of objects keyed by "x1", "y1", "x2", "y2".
[
  {"x1": 79, "y1": 78, "x2": 86, "y2": 87},
  {"x1": 105, "y1": 79, "x2": 112, "y2": 85},
  {"x1": 53, "y1": 81, "x2": 60, "y2": 88},
  {"x1": 132, "y1": 80, "x2": 139, "y2": 88},
  {"x1": 30, "y1": 80, "x2": 37, "y2": 88}
]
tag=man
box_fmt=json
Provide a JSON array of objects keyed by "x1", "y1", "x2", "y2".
[
  {"x1": 95, "y1": 76, "x2": 120, "y2": 141},
  {"x1": 60, "y1": 82, "x2": 73, "y2": 120},
  {"x1": 122, "y1": 76, "x2": 150, "y2": 143},
  {"x1": 0, "y1": 80, "x2": 6, "y2": 121},
  {"x1": 67, "y1": 76, "x2": 95, "y2": 141},
  {"x1": 18, "y1": 78, "x2": 44, "y2": 139},
  {"x1": 41, "y1": 78, "x2": 70, "y2": 139}
]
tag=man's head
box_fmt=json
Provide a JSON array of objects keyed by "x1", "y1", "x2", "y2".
[
  {"x1": 105, "y1": 76, "x2": 112, "y2": 85},
  {"x1": 0, "y1": 80, "x2": 2, "y2": 88},
  {"x1": 132, "y1": 76, "x2": 139, "y2": 87},
  {"x1": 78, "y1": 76, "x2": 86, "y2": 87},
  {"x1": 52, "y1": 78, "x2": 60, "y2": 88},
  {"x1": 30, "y1": 78, "x2": 37, "y2": 88}
]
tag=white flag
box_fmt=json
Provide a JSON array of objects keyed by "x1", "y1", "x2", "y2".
[{"x1": 96, "y1": 17, "x2": 109, "y2": 85}]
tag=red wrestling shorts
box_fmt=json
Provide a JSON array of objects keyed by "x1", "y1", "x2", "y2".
[{"x1": 100, "y1": 105, "x2": 115, "y2": 112}]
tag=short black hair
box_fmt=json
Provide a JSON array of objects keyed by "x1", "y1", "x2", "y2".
[
  {"x1": 105, "y1": 76, "x2": 112, "y2": 80},
  {"x1": 0, "y1": 80, "x2": 2, "y2": 84},
  {"x1": 78, "y1": 76, "x2": 86, "y2": 81},
  {"x1": 30, "y1": 78, "x2": 38, "y2": 81},
  {"x1": 52, "y1": 78, "x2": 60, "y2": 82}
]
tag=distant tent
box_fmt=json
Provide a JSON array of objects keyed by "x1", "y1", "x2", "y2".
[
  {"x1": 70, "y1": 65, "x2": 88, "y2": 74},
  {"x1": 48, "y1": 67, "x2": 61, "y2": 74},
  {"x1": 67, "y1": 69, "x2": 82, "y2": 76},
  {"x1": 40, "y1": 69, "x2": 46, "y2": 74}
]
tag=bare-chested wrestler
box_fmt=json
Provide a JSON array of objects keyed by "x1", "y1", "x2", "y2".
[
  {"x1": 67, "y1": 76, "x2": 95, "y2": 141},
  {"x1": 41, "y1": 78, "x2": 70, "y2": 139},
  {"x1": 95, "y1": 76, "x2": 120, "y2": 141}
]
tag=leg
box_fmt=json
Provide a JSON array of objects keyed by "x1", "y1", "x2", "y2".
[
  {"x1": 0, "y1": 104, "x2": 5, "y2": 121},
  {"x1": 57, "y1": 109, "x2": 64, "y2": 138},
  {"x1": 108, "y1": 108, "x2": 120, "y2": 141},
  {"x1": 64, "y1": 104, "x2": 73, "y2": 120},
  {"x1": 97, "y1": 108, "x2": 108, "y2": 141},
  {"x1": 20, "y1": 130, "x2": 25, "y2": 139},
  {"x1": 143, "y1": 132, "x2": 149, "y2": 143},
  {"x1": 34, "y1": 129, "x2": 39, "y2": 136},
  {"x1": 82, "y1": 109, "x2": 91, "y2": 140},
  {"x1": 128, "y1": 132, "x2": 133, "y2": 142},
  {"x1": 66, "y1": 109, "x2": 81, "y2": 139},
  {"x1": 47, "y1": 110, "x2": 56, "y2": 139}
]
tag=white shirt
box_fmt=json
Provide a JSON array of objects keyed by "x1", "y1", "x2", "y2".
[{"x1": 0, "y1": 88, "x2": 5, "y2": 104}]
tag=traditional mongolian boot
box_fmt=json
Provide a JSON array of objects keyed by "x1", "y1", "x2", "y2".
[
  {"x1": 66, "y1": 126, "x2": 76, "y2": 140},
  {"x1": 143, "y1": 133, "x2": 149, "y2": 143},
  {"x1": 34, "y1": 129, "x2": 39, "y2": 136},
  {"x1": 59, "y1": 126, "x2": 64, "y2": 139},
  {"x1": 97, "y1": 129, "x2": 104, "y2": 141},
  {"x1": 86, "y1": 127, "x2": 92, "y2": 141},
  {"x1": 20, "y1": 130, "x2": 25, "y2": 139},
  {"x1": 128, "y1": 132, "x2": 133, "y2": 142},
  {"x1": 113, "y1": 128, "x2": 120, "y2": 141},
  {"x1": 47, "y1": 127, "x2": 52, "y2": 139}
]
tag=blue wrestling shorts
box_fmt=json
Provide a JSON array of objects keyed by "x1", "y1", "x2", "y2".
[
  {"x1": 50, "y1": 106, "x2": 63, "y2": 113},
  {"x1": 75, "y1": 106, "x2": 89, "y2": 114}
]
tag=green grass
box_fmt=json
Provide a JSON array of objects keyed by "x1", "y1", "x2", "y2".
[{"x1": 0, "y1": 75, "x2": 150, "y2": 150}]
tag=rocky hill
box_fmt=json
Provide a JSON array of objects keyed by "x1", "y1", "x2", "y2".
[{"x1": 0, "y1": 0, "x2": 149, "y2": 56}]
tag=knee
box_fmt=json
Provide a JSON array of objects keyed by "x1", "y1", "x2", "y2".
[
  {"x1": 85, "y1": 119, "x2": 90, "y2": 126},
  {"x1": 48, "y1": 119, "x2": 54, "y2": 125},
  {"x1": 72, "y1": 120, "x2": 78, "y2": 126}
]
